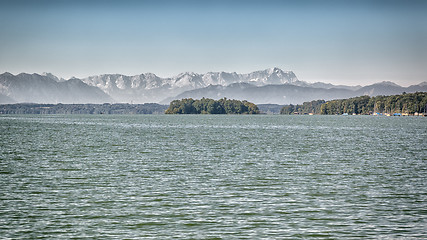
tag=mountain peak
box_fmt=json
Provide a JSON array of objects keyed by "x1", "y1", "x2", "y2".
[
  {"x1": 41, "y1": 72, "x2": 60, "y2": 82},
  {"x1": 1, "y1": 72, "x2": 14, "y2": 77},
  {"x1": 268, "y1": 67, "x2": 282, "y2": 74},
  {"x1": 376, "y1": 81, "x2": 401, "y2": 87},
  {"x1": 177, "y1": 72, "x2": 198, "y2": 77}
]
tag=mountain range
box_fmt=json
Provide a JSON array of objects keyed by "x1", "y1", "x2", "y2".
[{"x1": 1, "y1": 68, "x2": 426, "y2": 104}]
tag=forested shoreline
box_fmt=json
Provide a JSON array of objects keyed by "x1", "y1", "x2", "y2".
[
  {"x1": 0, "y1": 103, "x2": 168, "y2": 114},
  {"x1": 0, "y1": 99, "x2": 260, "y2": 115},
  {"x1": 165, "y1": 98, "x2": 260, "y2": 114},
  {"x1": 1, "y1": 92, "x2": 425, "y2": 115},
  {"x1": 280, "y1": 92, "x2": 427, "y2": 115}
]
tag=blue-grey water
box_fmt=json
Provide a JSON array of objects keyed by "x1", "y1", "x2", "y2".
[{"x1": 1, "y1": 115, "x2": 426, "y2": 239}]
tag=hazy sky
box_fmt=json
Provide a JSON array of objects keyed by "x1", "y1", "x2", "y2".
[{"x1": 0, "y1": 0, "x2": 426, "y2": 86}]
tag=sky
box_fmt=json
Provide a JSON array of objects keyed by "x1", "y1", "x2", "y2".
[{"x1": 0, "y1": 0, "x2": 426, "y2": 86}]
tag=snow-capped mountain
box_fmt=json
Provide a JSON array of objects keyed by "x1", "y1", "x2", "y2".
[{"x1": 81, "y1": 67, "x2": 299, "y2": 103}]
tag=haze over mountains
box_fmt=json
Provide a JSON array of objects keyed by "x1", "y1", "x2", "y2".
[{"x1": 1, "y1": 68, "x2": 426, "y2": 104}]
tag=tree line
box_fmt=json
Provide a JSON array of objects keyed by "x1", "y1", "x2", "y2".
[
  {"x1": 165, "y1": 98, "x2": 260, "y2": 114},
  {"x1": 0, "y1": 103, "x2": 168, "y2": 114},
  {"x1": 280, "y1": 92, "x2": 427, "y2": 115}
]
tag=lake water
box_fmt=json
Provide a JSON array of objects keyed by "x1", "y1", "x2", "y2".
[{"x1": 1, "y1": 115, "x2": 426, "y2": 239}]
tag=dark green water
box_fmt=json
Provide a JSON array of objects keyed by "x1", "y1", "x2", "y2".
[{"x1": 1, "y1": 115, "x2": 426, "y2": 239}]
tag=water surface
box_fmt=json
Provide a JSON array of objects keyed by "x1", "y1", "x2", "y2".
[{"x1": 1, "y1": 115, "x2": 426, "y2": 239}]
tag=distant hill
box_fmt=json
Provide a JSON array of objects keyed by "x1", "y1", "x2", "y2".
[
  {"x1": 164, "y1": 81, "x2": 427, "y2": 104},
  {"x1": 0, "y1": 93, "x2": 15, "y2": 104},
  {"x1": 355, "y1": 81, "x2": 427, "y2": 96},
  {"x1": 257, "y1": 104, "x2": 284, "y2": 114},
  {"x1": 0, "y1": 72, "x2": 113, "y2": 104}
]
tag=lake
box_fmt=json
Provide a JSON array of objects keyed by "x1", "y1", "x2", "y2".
[{"x1": 1, "y1": 115, "x2": 426, "y2": 239}]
